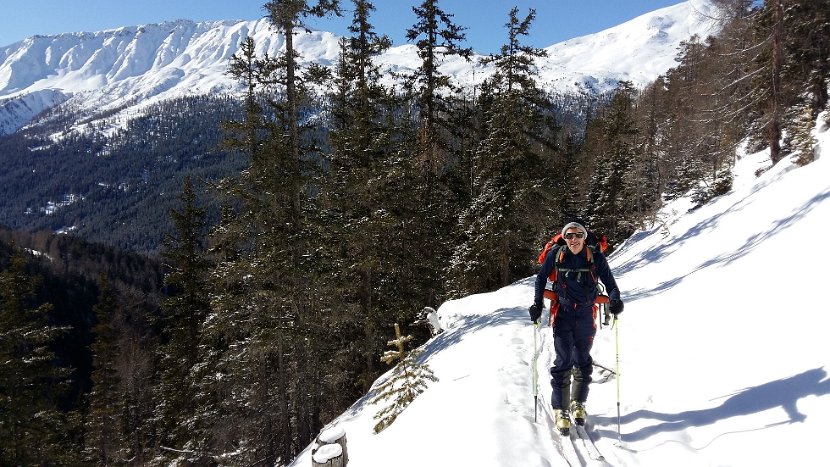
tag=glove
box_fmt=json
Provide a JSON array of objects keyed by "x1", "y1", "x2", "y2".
[
  {"x1": 610, "y1": 298, "x2": 624, "y2": 316},
  {"x1": 529, "y1": 303, "x2": 543, "y2": 323}
]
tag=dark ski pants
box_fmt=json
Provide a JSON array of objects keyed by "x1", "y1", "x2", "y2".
[{"x1": 550, "y1": 302, "x2": 596, "y2": 409}]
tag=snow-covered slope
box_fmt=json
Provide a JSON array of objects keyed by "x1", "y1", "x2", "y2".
[
  {"x1": 0, "y1": 0, "x2": 721, "y2": 135},
  {"x1": 288, "y1": 115, "x2": 830, "y2": 466},
  {"x1": 0, "y1": 19, "x2": 342, "y2": 134},
  {"x1": 541, "y1": 0, "x2": 721, "y2": 92},
  {"x1": 0, "y1": 88, "x2": 68, "y2": 134}
]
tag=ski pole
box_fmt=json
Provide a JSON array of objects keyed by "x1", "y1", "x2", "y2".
[
  {"x1": 615, "y1": 316, "x2": 622, "y2": 445},
  {"x1": 532, "y1": 320, "x2": 539, "y2": 422}
]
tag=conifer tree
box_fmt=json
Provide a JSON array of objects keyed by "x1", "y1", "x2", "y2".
[
  {"x1": 323, "y1": 0, "x2": 402, "y2": 393},
  {"x1": 371, "y1": 324, "x2": 438, "y2": 433},
  {"x1": 780, "y1": 0, "x2": 829, "y2": 162},
  {"x1": 155, "y1": 175, "x2": 211, "y2": 458},
  {"x1": 448, "y1": 7, "x2": 556, "y2": 294},
  {"x1": 84, "y1": 276, "x2": 125, "y2": 464},
  {"x1": 404, "y1": 0, "x2": 472, "y2": 308},
  {"x1": 783, "y1": 0, "x2": 829, "y2": 116},
  {"x1": 0, "y1": 248, "x2": 75, "y2": 465},
  {"x1": 115, "y1": 289, "x2": 158, "y2": 464},
  {"x1": 585, "y1": 81, "x2": 639, "y2": 242},
  {"x1": 198, "y1": 1, "x2": 340, "y2": 463},
  {"x1": 405, "y1": 0, "x2": 472, "y2": 173},
  {"x1": 547, "y1": 132, "x2": 584, "y2": 225},
  {"x1": 753, "y1": 0, "x2": 786, "y2": 164},
  {"x1": 190, "y1": 36, "x2": 268, "y2": 461}
]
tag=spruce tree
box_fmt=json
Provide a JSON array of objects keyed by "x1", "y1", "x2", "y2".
[
  {"x1": 197, "y1": 1, "x2": 340, "y2": 463},
  {"x1": 585, "y1": 81, "x2": 639, "y2": 243},
  {"x1": 784, "y1": 0, "x2": 828, "y2": 115},
  {"x1": 371, "y1": 324, "x2": 438, "y2": 433},
  {"x1": 753, "y1": 0, "x2": 786, "y2": 164},
  {"x1": 403, "y1": 0, "x2": 472, "y2": 309},
  {"x1": 0, "y1": 248, "x2": 75, "y2": 465},
  {"x1": 448, "y1": 7, "x2": 556, "y2": 294},
  {"x1": 322, "y1": 0, "x2": 402, "y2": 394},
  {"x1": 155, "y1": 175, "x2": 211, "y2": 459},
  {"x1": 781, "y1": 0, "x2": 829, "y2": 162},
  {"x1": 84, "y1": 276, "x2": 125, "y2": 464}
]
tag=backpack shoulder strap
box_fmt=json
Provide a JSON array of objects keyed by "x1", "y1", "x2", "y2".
[{"x1": 555, "y1": 244, "x2": 566, "y2": 265}]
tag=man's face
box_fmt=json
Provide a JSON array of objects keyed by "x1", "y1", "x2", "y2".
[{"x1": 564, "y1": 228, "x2": 585, "y2": 254}]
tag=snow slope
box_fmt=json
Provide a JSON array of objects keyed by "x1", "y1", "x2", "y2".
[
  {"x1": 289, "y1": 115, "x2": 830, "y2": 466},
  {"x1": 0, "y1": 1, "x2": 722, "y2": 135}
]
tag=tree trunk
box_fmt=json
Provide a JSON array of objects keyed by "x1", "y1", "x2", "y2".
[
  {"x1": 311, "y1": 427, "x2": 348, "y2": 467},
  {"x1": 768, "y1": 0, "x2": 784, "y2": 164}
]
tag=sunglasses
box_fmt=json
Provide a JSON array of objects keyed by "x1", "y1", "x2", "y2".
[{"x1": 564, "y1": 232, "x2": 585, "y2": 240}]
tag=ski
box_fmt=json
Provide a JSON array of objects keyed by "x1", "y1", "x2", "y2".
[
  {"x1": 541, "y1": 402, "x2": 580, "y2": 466},
  {"x1": 555, "y1": 424, "x2": 581, "y2": 467},
  {"x1": 573, "y1": 423, "x2": 605, "y2": 462}
]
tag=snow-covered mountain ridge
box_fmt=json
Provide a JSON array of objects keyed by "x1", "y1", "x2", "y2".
[{"x1": 0, "y1": 0, "x2": 721, "y2": 135}]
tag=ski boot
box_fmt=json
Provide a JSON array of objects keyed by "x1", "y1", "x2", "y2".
[
  {"x1": 570, "y1": 400, "x2": 587, "y2": 426},
  {"x1": 554, "y1": 409, "x2": 571, "y2": 436}
]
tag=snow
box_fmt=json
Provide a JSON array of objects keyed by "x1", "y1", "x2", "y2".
[
  {"x1": 312, "y1": 444, "x2": 342, "y2": 464},
  {"x1": 288, "y1": 116, "x2": 830, "y2": 466},
  {"x1": 543, "y1": 0, "x2": 722, "y2": 88},
  {"x1": 318, "y1": 426, "x2": 346, "y2": 444},
  {"x1": 0, "y1": 88, "x2": 68, "y2": 134}
]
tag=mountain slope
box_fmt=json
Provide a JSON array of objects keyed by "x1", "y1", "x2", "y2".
[
  {"x1": 288, "y1": 115, "x2": 830, "y2": 466},
  {"x1": 0, "y1": 0, "x2": 721, "y2": 135}
]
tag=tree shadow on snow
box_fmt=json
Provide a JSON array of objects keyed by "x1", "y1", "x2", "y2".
[
  {"x1": 593, "y1": 367, "x2": 830, "y2": 443},
  {"x1": 621, "y1": 187, "x2": 830, "y2": 303},
  {"x1": 615, "y1": 160, "x2": 819, "y2": 279}
]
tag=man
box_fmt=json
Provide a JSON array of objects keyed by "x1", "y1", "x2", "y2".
[{"x1": 529, "y1": 221, "x2": 623, "y2": 434}]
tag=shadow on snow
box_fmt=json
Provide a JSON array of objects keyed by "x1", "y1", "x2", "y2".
[
  {"x1": 593, "y1": 367, "x2": 830, "y2": 443},
  {"x1": 621, "y1": 187, "x2": 830, "y2": 303}
]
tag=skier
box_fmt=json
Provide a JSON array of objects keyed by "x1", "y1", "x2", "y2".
[{"x1": 529, "y1": 221, "x2": 623, "y2": 434}]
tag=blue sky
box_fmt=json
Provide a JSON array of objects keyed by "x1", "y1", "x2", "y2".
[{"x1": 1, "y1": 0, "x2": 687, "y2": 54}]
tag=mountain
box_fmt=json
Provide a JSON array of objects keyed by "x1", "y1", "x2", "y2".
[
  {"x1": 287, "y1": 114, "x2": 830, "y2": 467},
  {"x1": 0, "y1": 0, "x2": 722, "y2": 135},
  {"x1": 0, "y1": 0, "x2": 723, "y2": 253}
]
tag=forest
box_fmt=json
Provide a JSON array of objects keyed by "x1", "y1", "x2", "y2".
[
  {"x1": 0, "y1": 95, "x2": 248, "y2": 252},
  {"x1": 0, "y1": 0, "x2": 827, "y2": 465}
]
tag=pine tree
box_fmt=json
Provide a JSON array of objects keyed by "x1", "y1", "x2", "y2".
[
  {"x1": 403, "y1": 0, "x2": 473, "y2": 309},
  {"x1": 405, "y1": 0, "x2": 472, "y2": 173},
  {"x1": 197, "y1": 1, "x2": 340, "y2": 463},
  {"x1": 322, "y1": 0, "x2": 404, "y2": 394},
  {"x1": 155, "y1": 175, "x2": 211, "y2": 459},
  {"x1": 789, "y1": 101, "x2": 819, "y2": 165},
  {"x1": 585, "y1": 81, "x2": 639, "y2": 242},
  {"x1": 0, "y1": 248, "x2": 75, "y2": 465},
  {"x1": 753, "y1": 0, "x2": 786, "y2": 164},
  {"x1": 449, "y1": 7, "x2": 557, "y2": 295},
  {"x1": 781, "y1": 0, "x2": 829, "y2": 163},
  {"x1": 84, "y1": 276, "x2": 126, "y2": 464},
  {"x1": 371, "y1": 324, "x2": 438, "y2": 433},
  {"x1": 784, "y1": 0, "x2": 829, "y2": 116},
  {"x1": 547, "y1": 132, "x2": 584, "y2": 226}
]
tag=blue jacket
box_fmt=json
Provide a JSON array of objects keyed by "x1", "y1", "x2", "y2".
[{"x1": 534, "y1": 245, "x2": 620, "y2": 307}]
